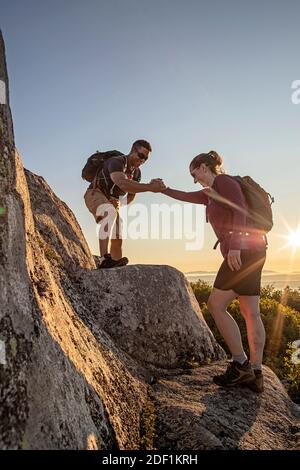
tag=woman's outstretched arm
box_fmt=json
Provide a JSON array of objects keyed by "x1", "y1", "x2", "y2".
[{"x1": 162, "y1": 187, "x2": 209, "y2": 205}]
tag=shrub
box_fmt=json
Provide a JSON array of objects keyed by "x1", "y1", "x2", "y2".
[
  {"x1": 191, "y1": 280, "x2": 300, "y2": 402},
  {"x1": 283, "y1": 342, "x2": 300, "y2": 403}
]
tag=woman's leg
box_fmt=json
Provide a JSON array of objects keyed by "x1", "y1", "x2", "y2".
[
  {"x1": 207, "y1": 287, "x2": 247, "y2": 362},
  {"x1": 239, "y1": 295, "x2": 265, "y2": 370}
]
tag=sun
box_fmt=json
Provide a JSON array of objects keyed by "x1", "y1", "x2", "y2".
[
  {"x1": 288, "y1": 230, "x2": 300, "y2": 248},
  {"x1": 275, "y1": 217, "x2": 300, "y2": 273},
  {"x1": 277, "y1": 221, "x2": 300, "y2": 254}
]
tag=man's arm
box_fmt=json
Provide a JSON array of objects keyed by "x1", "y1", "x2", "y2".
[
  {"x1": 122, "y1": 193, "x2": 136, "y2": 205},
  {"x1": 110, "y1": 171, "x2": 163, "y2": 193},
  {"x1": 127, "y1": 193, "x2": 136, "y2": 204}
]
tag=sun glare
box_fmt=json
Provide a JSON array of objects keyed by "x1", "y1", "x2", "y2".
[
  {"x1": 277, "y1": 220, "x2": 300, "y2": 255},
  {"x1": 288, "y1": 230, "x2": 300, "y2": 248}
]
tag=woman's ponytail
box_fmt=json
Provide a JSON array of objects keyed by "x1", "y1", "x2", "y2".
[{"x1": 190, "y1": 150, "x2": 224, "y2": 174}]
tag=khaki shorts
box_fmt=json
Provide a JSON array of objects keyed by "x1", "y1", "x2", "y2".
[{"x1": 84, "y1": 188, "x2": 121, "y2": 237}]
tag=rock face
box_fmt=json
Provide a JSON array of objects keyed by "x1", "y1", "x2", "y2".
[
  {"x1": 78, "y1": 265, "x2": 225, "y2": 370},
  {"x1": 153, "y1": 364, "x2": 300, "y2": 450},
  {"x1": 0, "y1": 31, "x2": 299, "y2": 450},
  {"x1": 0, "y1": 30, "x2": 147, "y2": 450}
]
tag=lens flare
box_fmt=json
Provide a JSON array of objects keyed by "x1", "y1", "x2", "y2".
[
  {"x1": 277, "y1": 219, "x2": 300, "y2": 256},
  {"x1": 287, "y1": 230, "x2": 300, "y2": 248}
]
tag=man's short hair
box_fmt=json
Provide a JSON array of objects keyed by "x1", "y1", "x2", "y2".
[{"x1": 131, "y1": 139, "x2": 152, "y2": 152}]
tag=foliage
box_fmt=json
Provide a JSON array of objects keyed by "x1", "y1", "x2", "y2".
[
  {"x1": 190, "y1": 281, "x2": 300, "y2": 403},
  {"x1": 283, "y1": 342, "x2": 300, "y2": 403},
  {"x1": 190, "y1": 280, "x2": 212, "y2": 307}
]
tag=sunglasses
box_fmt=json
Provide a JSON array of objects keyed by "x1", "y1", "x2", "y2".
[
  {"x1": 137, "y1": 151, "x2": 148, "y2": 161},
  {"x1": 191, "y1": 164, "x2": 206, "y2": 177}
]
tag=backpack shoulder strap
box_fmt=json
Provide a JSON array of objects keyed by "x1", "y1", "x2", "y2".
[
  {"x1": 92, "y1": 151, "x2": 125, "y2": 191},
  {"x1": 123, "y1": 155, "x2": 128, "y2": 172},
  {"x1": 92, "y1": 166, "x2": 101, "y2": 190}
]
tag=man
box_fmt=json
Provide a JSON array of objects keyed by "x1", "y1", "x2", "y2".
[{"x1": 84, "y1": 139, "x2": 164, "y2": 268}]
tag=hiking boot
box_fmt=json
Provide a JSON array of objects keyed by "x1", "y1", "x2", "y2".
[
  {"x1": 97, "y1": 254, "x2": 129, "y2": 269},
  {"x1": 213, "y1": 359, "x2": 255, "y2": 388},
  {"x1": 97, "y1": 254, "x2": 120, "y2": 269},
  {"x1": 113, "y1": 256, "x2": 129, "y2": 267},
  {"x1": 245, "y1": 369, "x2": 264, "y2": 393}
]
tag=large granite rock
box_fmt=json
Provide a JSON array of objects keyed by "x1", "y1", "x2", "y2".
[
  {"x1": 78, "y1": 265, "x2": 225, "y2": 369},
  {"x1": 1, "y1": 30, "x2": 299, "y2": 451},
  {"x1": 0, "y1": 30, "x2": 147, "y2": 450},
  {"x1": 152, "y1": 364, "x2": 300, "y2": 450}
]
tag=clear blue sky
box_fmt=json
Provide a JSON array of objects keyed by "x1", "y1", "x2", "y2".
[{"x1": 1, "y1": 0, "x2": 300, "y2": 272}]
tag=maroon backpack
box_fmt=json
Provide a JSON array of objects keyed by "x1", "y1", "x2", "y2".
[{"x1": 233, "y1": 175, "x2": 274, "y2": 233}]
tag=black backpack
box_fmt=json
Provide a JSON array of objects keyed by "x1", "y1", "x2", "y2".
[{"x1": 81, "y1": 150, "x2": 124, "y2": 183}]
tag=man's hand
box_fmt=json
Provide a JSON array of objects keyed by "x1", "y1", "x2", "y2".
[
  {"x1": 110, "y1": 172, "x2": 165, "y2": 194},
  {"x1": 227, "y1": 249, "x2": 242, "y2": 271},
  {"x1": 149, "y1": 179, "x2": 167, "y2": 192}
]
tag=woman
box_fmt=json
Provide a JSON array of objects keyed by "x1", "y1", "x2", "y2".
[{"x1": 161, "y1": 151, "x2": 267, "y2": 393}]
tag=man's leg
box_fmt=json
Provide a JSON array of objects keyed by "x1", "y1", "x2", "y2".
[
  {"x1": 110, "y1": 210, "x2": 123, "y2": 260},
  {"x1": 109, "y1": 198, "x2": 124, "y2": 260},
  {"x1": 96, "y1": 203, "x2": 117, "y2": 257},
  {"x1": 96, "y1": 213, "x2": 109, "y2": 256},
  {"x1": 110, "y1": 237, "x2": 122, "y2": 260},
  {"x1": 98, "y1": 229, "x2": 109, "y2": 257},
  {"x1": 84, "y1": 189, "x2": 114, "y2": 257}
]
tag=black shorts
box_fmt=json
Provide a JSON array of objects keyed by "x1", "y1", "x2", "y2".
[{"x1": 213, "y1": 249, "x2": 267, "y2": 296}]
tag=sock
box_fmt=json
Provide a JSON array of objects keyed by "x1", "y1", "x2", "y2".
[
  {"x1": 99, "y1": 254, "x2": 110, "y2": 264},
  {"x1": 251, "y1": 363, "x2": 262, "y2": 372},
  {"x1": 232, "y1": 352, "x2": 248, "y2": 365}
]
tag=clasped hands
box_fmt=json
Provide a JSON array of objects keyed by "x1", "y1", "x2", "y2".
[{"x1": 148, "y1": 178, "x2": 167, "y2": 193}]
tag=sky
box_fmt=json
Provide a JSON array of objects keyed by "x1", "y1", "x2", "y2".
[{"x1": 1, "y1": 0, "x2": 300, "y2": 273}]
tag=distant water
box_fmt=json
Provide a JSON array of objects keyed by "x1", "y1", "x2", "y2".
[{"x1": 185, "y1": 272, "x2": 300, "y2": 289}]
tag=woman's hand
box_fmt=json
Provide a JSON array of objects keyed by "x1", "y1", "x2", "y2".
[
  {"x1": 227, "y1": 249, "x2": 242, "y2": 271},
  {"x1": 149, "y1": 178, "x2": 167, "y2": 192}
]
